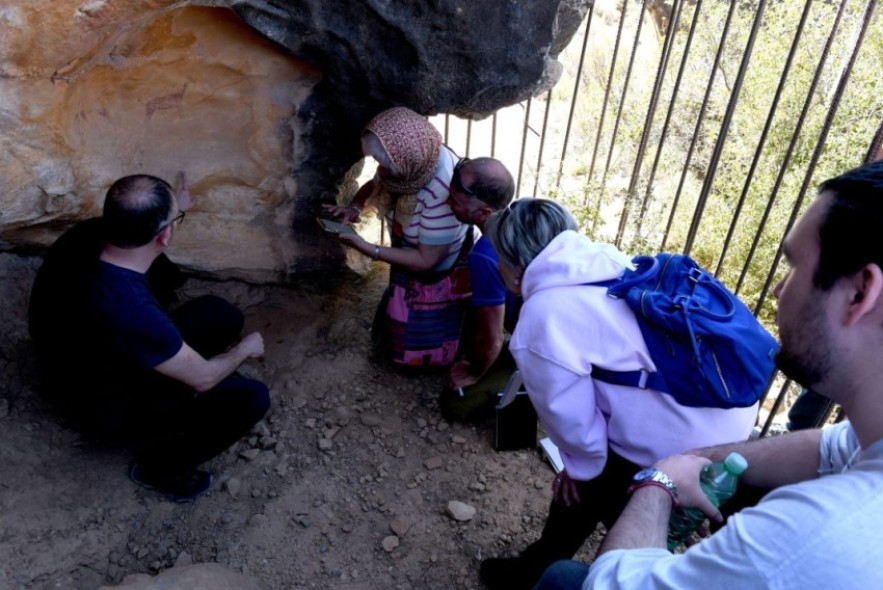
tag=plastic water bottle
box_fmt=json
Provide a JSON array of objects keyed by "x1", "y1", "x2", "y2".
[{"x1": 667, "y1": 452, "x2": 748, "y2": 550}]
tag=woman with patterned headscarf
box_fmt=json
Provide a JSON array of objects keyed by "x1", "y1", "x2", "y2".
[{"x1": 324, "y1": 107, "x2": 470, "y2": 368}]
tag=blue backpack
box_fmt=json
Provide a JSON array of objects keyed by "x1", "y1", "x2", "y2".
[{"x1": 589, "y1": 253, "x2": 779, "y2": 409}]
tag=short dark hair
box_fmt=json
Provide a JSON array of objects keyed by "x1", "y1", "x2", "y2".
[
  {"x1": 457, "y1": 157, "x2": 515, "y2": 210},
  {"x1": 102, "y1": 175, "x2": 175, "y2": 248},
  {"x1": 814, "y1": 160, "x2": 883, "y2": 289}
]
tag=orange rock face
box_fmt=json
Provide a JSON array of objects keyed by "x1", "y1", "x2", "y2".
[{"x1": 1, "y1": 3, "x2": 320, "y2": 281}]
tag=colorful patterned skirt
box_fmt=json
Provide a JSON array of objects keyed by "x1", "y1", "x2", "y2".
[{"x1": 373, "y1": 262, "x2": 471, "y2": 369}]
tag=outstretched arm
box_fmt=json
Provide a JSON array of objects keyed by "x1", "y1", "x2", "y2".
[
  {"x1": 154, "y1": 332, "x2": 264, "y2": 392},
  {"x1": 338, "y1": 232, "x2": 452, "y2": 272},
  {"x1": 691, "y1": 428, "x2": 822, "y2": 489},
  {"x1": 449, "y1": 304, "x2": 505, "y2": 388},
  {"x1": 323, "y1": 180, "x2": 376, "y2": 223}
]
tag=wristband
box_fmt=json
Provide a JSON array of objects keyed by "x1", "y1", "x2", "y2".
[
  {"x1": 627, "y1": 481, "x2": 679, "y2": 507},
  {"x1": 372, "y1": 244, "x2": 381, "y2": 260},
  {"x1": 629, "y1": 467, "x2": 679, "y2": 507}
]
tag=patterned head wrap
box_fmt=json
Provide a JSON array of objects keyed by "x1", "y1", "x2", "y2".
[{"x1": 364, "y1": 107, "x2": 442, "y2": 195}]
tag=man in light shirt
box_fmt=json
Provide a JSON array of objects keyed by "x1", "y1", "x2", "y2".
[{"x1": 534, "y1": 160, "x2": 883, "y2": 590}]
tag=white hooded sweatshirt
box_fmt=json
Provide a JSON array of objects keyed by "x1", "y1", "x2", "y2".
[{"x1": 510, "y1": 230, "x2": 758, "y2": 480}]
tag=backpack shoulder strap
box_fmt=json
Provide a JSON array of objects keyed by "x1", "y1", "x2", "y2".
[
  {"x1": 586, "y1": 253, "x2": 669, "y2": 394},
  {"x1": 590, "y1": 366, "x2": 669, "y2": 392}
]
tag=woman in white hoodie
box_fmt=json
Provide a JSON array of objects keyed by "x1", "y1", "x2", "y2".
[{"x1": 478, "y1": 199, "x2": 758, "y2": 590}]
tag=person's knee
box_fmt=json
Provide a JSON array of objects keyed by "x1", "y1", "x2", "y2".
[
  {"x1": 532, "y1": 560, "x2": 590, "y2": 590},
  {"x1": 185, "y1": 295, "x2": 244, "y2": 329}
]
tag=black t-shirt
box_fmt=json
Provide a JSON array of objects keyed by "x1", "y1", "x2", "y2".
[{"x1": 29, "y1": 218, "x2": 185, "y2": 391}]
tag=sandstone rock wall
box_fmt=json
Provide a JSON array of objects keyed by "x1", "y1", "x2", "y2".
[
  {"x1": 0, "y1": 0, "x2": 590, "y2": 281},
  {"x1": 0, "y1": 2, "x2": 320, "y2": 281}
]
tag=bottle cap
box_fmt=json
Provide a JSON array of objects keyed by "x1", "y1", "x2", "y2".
[{"x1": 723, "y1": 452, "x2": 748, "y2": 475}]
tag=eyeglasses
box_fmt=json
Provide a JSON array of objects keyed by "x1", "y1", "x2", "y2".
[
  {"x1": 451, "y1": 157, "x2": 476, "y2": 197},
  {"x1": 157, "y1": 210, "x2": 186, "y2": 234}
]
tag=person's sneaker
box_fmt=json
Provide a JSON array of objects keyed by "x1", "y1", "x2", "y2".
[{"x1": 129, "y1": 463, "x2": 214, "y2": 503}]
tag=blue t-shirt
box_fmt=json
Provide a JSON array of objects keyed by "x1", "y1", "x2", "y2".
[
  {"x1": 91, "y1": 261, "x2": 183, "y2": 370},
  {"x1": 468, "y1": 236, "x2": 521, "y2": 332}
]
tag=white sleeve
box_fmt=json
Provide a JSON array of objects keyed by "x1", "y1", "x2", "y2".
[
  {"x1": 517, "y1": 348, "x2": 609, "y2": 481},
  {"x1": 818, "y1": 420, "x2": 860, "y2": 475},
  {"x1": 586, "y1": 473, "x2": 860, "y2": 590}
]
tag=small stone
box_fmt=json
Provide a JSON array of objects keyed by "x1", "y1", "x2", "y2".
[
  {"x1": 324, "y1": 426, "x2": 341, "y2": 439},
  {"x1": 423, "y1": 456, "x2": 443, "y2": 470},
  {"x1": 173, "y1": 551, "x2": 193, "y2": 568},
  {"x1": 318, "y1": 438, "x2": 333, "y2": 451},
  {"x1": 360, "y1": 413, "x2": 382, "y2": 427},
  {"x1": 225, "y1": 477, "x2": 242, "y2": 498},
  {"x1": 239, "y1": 448, "x2": 261, "y2": 461},
  {"x1": 305, "y1": 418, "x2": 317, "y2": 429},
  {"x1": 389, "y1": 516, "x2": 412, "y2": 537},
  {"x1": 259, "y1": 435, "x2": 277, "y2": 449},
  {"x1": 446, "y1": 501, "x2": 476, "y2": 522},
  {"x1": 248, "y1": 514, "x2": 269, "y2": 527},
  {"x1": 381, "y1": 535, "x2": 400, "y2": 552},
  {"x1": 451, "y1": 435, "x2": 466, "y2": 444}
]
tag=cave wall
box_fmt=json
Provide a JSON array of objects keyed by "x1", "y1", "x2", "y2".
[
  {"x1": 0, "y1": 2, "x2": 320, "y2": 281},
  {"x1": 0, "y1": 0, "x2": 591, "y2": 281}
]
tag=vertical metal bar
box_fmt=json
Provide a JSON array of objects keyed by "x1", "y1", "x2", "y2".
[
  {"x1": 811, "y1": 400, "x2": 838, "y2": 428},
  {"x1": 557, "y1": 7, "x2": 596, "y2": 187},
  {"x1": 714, "y1": 0, "x2": 815, "y2": 277},
  {"x1": 465, "y1": 118, "x2": 473, "y2": 158},
  {"x1": 637, "y1": 0, "x2": 704, "y2": 240},
  {"x1": 736, "y1": 0, "x2": 851, "y2": 296},
  {"x1": 865, "y1": 118, "x2": 883, "y2": 164},
  {"x1": 491, "y1": 112, "x2": 498, "y2": 159},
  {"x1": 618, "y1": 0, "x2": 685, "y2": 247},
  {"x1": 444, "y1": 114, "x2": 450, "y2": 145},
  {"x1": 758, "y1": 378, "x2": 793, "y2": 438},
  {"x1": 516, "y1": 98, "x2": 533, "y2": 195},
  {"x1": 661, "y1": 0, "x2": 739, "y2": 252},
  {"x1": 684, "y1": 0, "x2": 769, "y2": 256},
  {"x1": 753, "y1": 0, "x2": 878, "y2": 316},
  {"x1": 603, "y1": 0, "x2": 651, "y2": 186},
  {"x1": 588, "y1": 0, "x2": 630, "y2": 184},
  {"x1": 533, "y1": 90, "x2": 554, "y2": 197}
]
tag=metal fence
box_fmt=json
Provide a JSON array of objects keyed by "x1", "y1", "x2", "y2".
[{"x1": 434, "y1": 0, "x2": 882, "y2": 434}]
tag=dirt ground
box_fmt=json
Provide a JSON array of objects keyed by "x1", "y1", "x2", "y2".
[{"x1": 0, "y1": 251, "x2": 601, "y2": 590}]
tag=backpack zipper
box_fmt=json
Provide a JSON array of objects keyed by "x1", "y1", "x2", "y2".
[{"x1": 709, "y1": 346, "x2": 732, "y2": 399}]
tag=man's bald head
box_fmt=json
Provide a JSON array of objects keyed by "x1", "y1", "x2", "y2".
[
  {"x1": 103, "y1": 175, "x2": 175, "y2": 248},
  {"x1": 455, "y1": 157, "x2": 515, "y2": 211}
]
